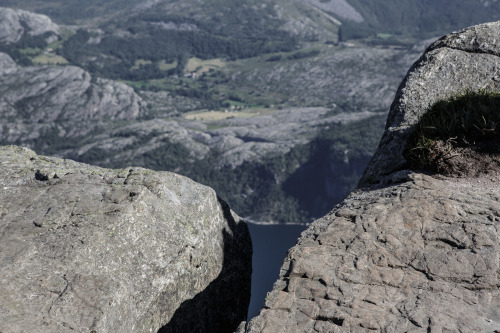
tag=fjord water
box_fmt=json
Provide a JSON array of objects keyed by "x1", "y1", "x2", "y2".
[{"x1": 246, "y1": 222, "x2": 308, "y2": 319}]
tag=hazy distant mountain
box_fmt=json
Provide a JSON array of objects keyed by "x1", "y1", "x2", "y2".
[{"x1": 2, "y1": 0, "x2": 499, "y2": 41}]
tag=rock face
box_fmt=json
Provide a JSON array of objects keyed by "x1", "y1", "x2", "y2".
[
  {"x1": 242, "y1": 22, "x2": 500, "y2": 332},
  {"x1": 0, "y1": 7, "x2": 60, "y2": 44},
  {"x1": 244, "y1": 173, "x2": 500, "y2": 332},
  {"x1": 0, "y1": 145, "x2": 251, "y2": 333},
  {"x1": 0, "y1": 52, "x2": 145, "y2": 143},
  {"x1": 74, "y1": 107, "x2": 378, "y2": 169},
  {"x1": 360, "y1": 21, "x2": 500, "y2": 186}
]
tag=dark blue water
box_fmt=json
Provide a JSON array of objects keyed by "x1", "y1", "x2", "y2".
[{"x1": 246, "y1": 223, "x2": 308, "y2": 320}]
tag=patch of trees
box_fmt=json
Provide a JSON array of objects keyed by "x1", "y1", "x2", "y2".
[
  {"x1": 0, "y1": 31, "x2": 52, "y2": 66},
  {"x1": 266, "y1": 55, "x2": 282, "y2": 62},
  {"x1": 60, "y1": 21, "x2": 298, "y2": 82}
]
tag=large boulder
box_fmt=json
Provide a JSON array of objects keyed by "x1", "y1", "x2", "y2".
[
  {"x1": 0, "y1": 145, "x2": 251, "y2": 333},
  {"x1": 360, "y1": 21, "x2": 500, "y2": 185},
  {"x1": 242, "y1": 22, "x2": 500, "y2": 332}
]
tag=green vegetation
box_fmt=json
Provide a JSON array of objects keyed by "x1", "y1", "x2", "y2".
[
  {"x1": 5, "y1": 0, "x2": 500, "y2": 221},
  {"x1": 32, "y1": 54, "x2": 68, "y2": 65},
  {"x1": 185, "y1": 57, "x2": 225, "y2": 74},
  {"x1": 287, "y1": 49, "x2": 321, "y2": 60},
  {"x1": 404, "y1": 91, "x2": 500, "y2": 172},
  {"x1": 184, "y1": 110, "x2": 255, "y2": 121},
  {"x1": 0, "y1": 26, "x2": 74, "y2": 67},
  {"x1": 0, "y1": 31, "x2": 55, "y2": 65},
  {"x1": 58, "y1": 8, "x2": 298, "y2": 82}
]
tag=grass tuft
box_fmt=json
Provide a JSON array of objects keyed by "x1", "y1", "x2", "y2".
[{"x1": 404, "y1": 90, "x2": 500, "y2": 171}]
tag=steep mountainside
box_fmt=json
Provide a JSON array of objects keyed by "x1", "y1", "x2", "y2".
[
  {"x1": 0, "y1": 52, "x2": 144, "y2": 148},
  {"x1": 3, "y1": 0, "x2": 500, "y2": 41},
  {"x1": 0, "y1": 5, "x2": 428, "y2": 222},
  {"x1": 345, "y1": 0, "x2": 500, "y2": 39}
]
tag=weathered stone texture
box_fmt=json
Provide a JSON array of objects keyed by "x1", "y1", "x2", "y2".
[
  {"x1": 244, "y1": 172, "x2": 500, "y2": 332},
  {"x1": 0, "y1": 145, "x2": 251, "y2": 333},
  {"x1": 0, "y1": 7, "x2": 60, "y2": 44},
  {"x1": 360, "y1": 21, "x2": 500, "y2": 185},
  {"x1": 0, "y1": 53, "x2": 145, "y2": 141},
  {"x1": 242, "y1": 21, "x2": 500, "y2": 333}
]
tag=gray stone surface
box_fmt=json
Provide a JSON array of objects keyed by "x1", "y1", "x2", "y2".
[
  {"x1": 75, "y1": 107, "x2": 379, "y2": 169},
  {"x1": 243, "y1": 172, "x2": 500, "y2": 332},
  {"x1": 302, "y1": 0, "x2": 363, "y2": 22},
  {"x1": 242, "y1": 22, "x2": 500, "y2": 332},
  {"x1": 360, "y1": 21, "x2": 500, "y2": 186},
  {"x1": 0, "y1": 7, "x2": 60, "y2": 44},
  {"x1": 0, "y1": 145, "x2": 251, "y2": 333},
  {"x1": 0, "y1": 52, "x2": 145, "y2": 142}
]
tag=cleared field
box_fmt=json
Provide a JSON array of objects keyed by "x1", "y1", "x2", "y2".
[
  {"x1": 130, "y1": 59, "x2": 177, "y2": 71},
  {"x1": 185, "y1": 57, "x2": 225, "y2": 74},
  {"x1": 32, "y1": 54, "x2": 69, "y2": 65},
  {"x1": 158, "y1": 60, "x2": 177, "y2": 71},
  {"x1": 20, "y1": 47, "x2": 41, "y2": 55},
  {"x1": 131, "y1": 59, "x2": 152, "y2": 70},
  {"x1": 184, "y1": 110, "x2": 254, "y2": 121}
]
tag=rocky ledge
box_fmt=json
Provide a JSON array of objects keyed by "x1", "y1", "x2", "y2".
[
  {"x1": 0, "y1": 145, "x2": 251, "y2": 333},
  {"x1": 244, "y1": 172, "x2": 500, "y2": 332},
  {"x1": 242, "y1": 22, "x2": 500, "y2": 332},
  {"x1": 0, "y1": 7, "x2": 60, "y2": 44}
]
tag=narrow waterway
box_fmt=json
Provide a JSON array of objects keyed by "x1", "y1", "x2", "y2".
[{"x1": 246, "y1": 222, "x2": 309, "y2": 319}]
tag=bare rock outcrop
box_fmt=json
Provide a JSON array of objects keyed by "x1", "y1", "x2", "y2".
[
  {"x1": 242, "y1": 22, "x2": 500, "y2": 332},
  {"x1": 360, "y1": 21, "x2": 500, "y2": 186},
  {"x1": 0, "y1": 7, "x2": 60, "y2": 44},
  {"x1": 0, "y1": 145, "x2": 251, "y2": 333},
  {"x1": 243, "y1": 172, "x2": 500, "y2": 332},
  {"x1": 0, "y1": 52, "x2": 145, "y2": 142}
]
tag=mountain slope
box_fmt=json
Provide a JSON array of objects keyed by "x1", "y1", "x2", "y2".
[
  {"x1": 1, "y1": 2, "x2": 500, "y2": 222},
  {"x1": 4, "y1": 0, "x2": 500, "y2": 42},
  {"x1": 345, "y1": 0, "x2": 500, "y2": 38}
]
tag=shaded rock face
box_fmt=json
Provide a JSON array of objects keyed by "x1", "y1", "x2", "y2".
[
  {"x1": 242, "y1": 22, "x2": 500, "y2": 332},
  {"x1": 0, "y1": 146, "x2": 251, "y2": 333},
  {"x1": 0, "y1": 7, "x2": 60, "y2": 44},
  {"x1": 360, "y1": 21, "x2": 500, "y2": 186}
]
